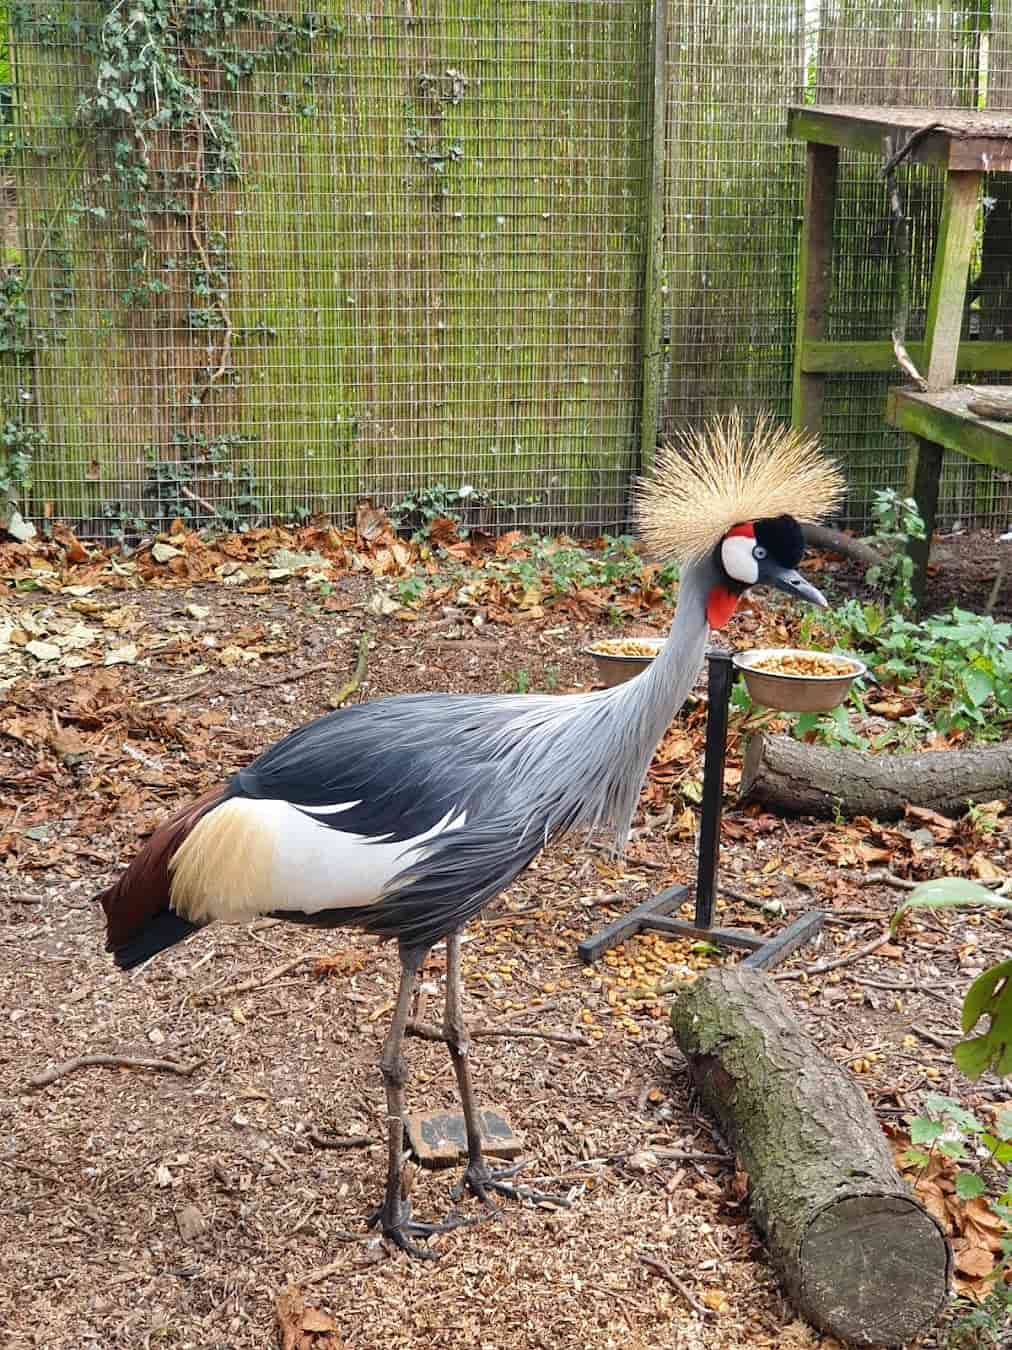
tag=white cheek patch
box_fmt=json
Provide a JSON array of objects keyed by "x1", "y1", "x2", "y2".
[{"x1": 721, "y1": 534, "x2": 759, "y2": 585}]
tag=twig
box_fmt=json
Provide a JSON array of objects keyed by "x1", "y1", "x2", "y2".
[
  {"x1": 860, "y1": 869, "x2": 917, "y2": 891},
  {"x1": 180, "y1": 482, "x2": 218, "y2": 518},
  {"x1": 775, "y1": 931, "x2": 891, "y2": 982},
  {"x1": 308, "y1": 1131, "x2": 375, "y2": 1151},
  {"x1": 297, "y1": 1244, "x2": 372, "y2": 1284},
  {"x1": 195, "y1": 953, "x2": 329, "y2": 1003},
  {"x1": 136, "y1": 683, "x2": 211, "y2": 709},
  {"x1": 911, "y1": 1024, "x2": 954, "y2": 1050},
  {"x1": 640, "y1": 1255, "x2": 715, "y2": 1318},
  {"x1": 882, "y1": 122, "x2": 945, "y2": 177},
  {"x1": 331, "y1": 631, "x2": 371, "y2": 707},
  {"x1": 406, "y1": 1020, "x2": 589, "y2": 1047},
  {"x1": 28, "y1": 1054, "x2": 202, "y2": 1090},
  {"x1": 652, "y1": 1148, "x2": 727, "y2": 1164},
  {"x1": 233, "y1": 661, "x2": 334, "y2": 697},
  {"x1": 882, "y1": 135, "x2": 935, "y2": 392},
  {"x1": 0, "y1": 1156, "x2": 62, "y2": 1185}
]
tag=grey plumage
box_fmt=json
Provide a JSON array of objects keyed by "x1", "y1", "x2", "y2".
[{"x1": 240, "y1": 555, "x2": 713, "y2": 948}]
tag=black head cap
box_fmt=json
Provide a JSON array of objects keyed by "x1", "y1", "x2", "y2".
[{"x1": 753, "y1": 515, "x2": 804, "y2": 569}]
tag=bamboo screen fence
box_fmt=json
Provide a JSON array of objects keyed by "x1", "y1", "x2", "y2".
[{"x1": 6, "y1": 1, "x2": 1012, "y2": 536}]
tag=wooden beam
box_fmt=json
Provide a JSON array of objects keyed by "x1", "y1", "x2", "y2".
[
  {"x1": 800, "y1": 338, "x2": 1012, "y2": 375},
  {"x1": 787, "y1": 107, "x2": 950, "y2": 169},
  {"x1": 637, "y1": 0, "x2": 667, "y2": 476},
  {"x1": 792, "y1": 142, "x2": 838, "y2": 435},
  {"x1": 786, "y1": 106, "x2": 1012, "y2": 174},
  {"x1": 887, "y1": 387, "x2": 1012, "y2": 470},
  {"x1": 923, "y1": 171, "x2": 983, "y2": 391}
]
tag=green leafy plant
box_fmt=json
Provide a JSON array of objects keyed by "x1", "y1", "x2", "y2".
[
  {"x1": 511, "y1": 668, "x2": 531, "y2": 695},
  {"x1": 862, "y1": 488, "x2": 926, "y2": 610},
  {"x1": 389, "y1": 482, "x2": 505, "y2": 540},
  {"x1": 823, "y1": 602, "x2": 1012, "y2": 739},
  {"x1": 395, "y1": 575, "x2": 428, "y2": 608}
]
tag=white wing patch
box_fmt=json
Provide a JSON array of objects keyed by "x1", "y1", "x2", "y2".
[
  {"x1": 170, "y1": 797, "x2": 467, "y2": 924},
  {"x1": 295, "y1": 799, "x2": 362, "y2": 816}
]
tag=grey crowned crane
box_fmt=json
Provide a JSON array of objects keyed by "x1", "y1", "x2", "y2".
[{"x1": 99, "y1": 411, "x2": 844, "y2": 1257}]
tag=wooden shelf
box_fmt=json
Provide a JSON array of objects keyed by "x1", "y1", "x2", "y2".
[
  {"x1": 886, "y1": 386, "x2": 1012, "y2": 472},
  {"x1": 788, "y1": 105, "x2": 1012, "y2": 172}
]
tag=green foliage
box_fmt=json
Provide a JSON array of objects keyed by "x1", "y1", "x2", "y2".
[
  {"x1": 499, "y1": 534, "x2": 678, "y2": 604},
  {"x1": 0, "y1": 414, "x2": 43, "y2": 496},
  {"x1": 395, "y1": 574, "x2": 427, "y2": 608},
  {"x1": 389, "y1": 482, "x2": 503, "y2": 540},
  {"x1": 824, "y1": 601, "x2": 1012, "y2": 739},
  {"x1": 862, "y1": 488, "x2": 926, "y2": 610},
  {"x1": 902, "y1": 1091, "x2": 1011, "y2": 1348},
  {"x1": 957, "y1": 960, "x2": 1012, "y2": 1080},
  {"x1": 890, "y1": 879, "x2": 1012, "y2": 935},
  {"x1": 0, "y1": 271, "x2": 31, "y2": 355},
  {"x1": 946, "y1": 1284, "x2": 1012, "y2": 1350}
]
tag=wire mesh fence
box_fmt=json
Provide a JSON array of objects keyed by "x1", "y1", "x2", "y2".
[
  {"x1": 9, "y1": 0, "x2": 650, "y2": 537},
  {"x1": 5, "y1": 0, "x2": 1012, "y2": 538}
]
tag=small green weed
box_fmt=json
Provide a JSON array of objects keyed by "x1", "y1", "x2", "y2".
[
  {"x1": 395, "y1": 575, "x2": 428, "y2": 608},
  {"x1": 862, "y1": 488, "x2": 926, "y2": 610}
]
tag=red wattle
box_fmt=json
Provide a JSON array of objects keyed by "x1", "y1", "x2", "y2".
[{"x1": 707, "y1": 586, "x2": 739, "y2": 629}]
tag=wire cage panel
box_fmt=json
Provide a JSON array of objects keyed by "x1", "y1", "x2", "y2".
[
  {"x1": 10, "y1": 1, "x2": 650, "y2": 537},
  {"x1": 7, "y1": 1, "x2": 1012, "y2": 538}
]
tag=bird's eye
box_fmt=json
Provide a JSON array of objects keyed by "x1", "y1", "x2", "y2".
[{"x1": 753, "y1": 545, "x2": 767, "y2": 560}]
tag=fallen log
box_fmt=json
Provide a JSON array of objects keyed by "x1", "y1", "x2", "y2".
[
  {"x1": 740, "y1": 731, "x2": 1012, "y2": 820},
  {"x1": 802, "y1": 522, "x2": 884, "y2": 569},
  {"x1": 670, "y1": 966, "x2": 950, "y2": 1347}
]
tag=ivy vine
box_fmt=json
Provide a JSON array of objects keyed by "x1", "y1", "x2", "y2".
[{"x1": 12, "y1": 0, "x2": 341, "y2": 528}]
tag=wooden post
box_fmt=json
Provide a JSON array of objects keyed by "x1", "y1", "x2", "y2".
[
  {"x1": 907, "y1": 435, "x2": 945, "y2": 605},
  {"x1": 792, "y1": 142, "x2": 839, "y2": 435},
  {"x1": 637, "y1": 0, "x2": 667, "y2": 476},
  {"x1": 923, "y1": 170, "x2": 983, "y2": 391}
]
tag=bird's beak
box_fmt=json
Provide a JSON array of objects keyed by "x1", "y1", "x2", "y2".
[{"x1": 762, "y1": 564, "x2": 828, "y2": 609}]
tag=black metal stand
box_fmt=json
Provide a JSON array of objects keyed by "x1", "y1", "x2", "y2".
[{"x1": 577, "y1": 649, "x2": 824, "y2": 972}]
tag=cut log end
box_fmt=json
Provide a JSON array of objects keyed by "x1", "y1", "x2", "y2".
[
  {"x1": 671, "y1": 966, "x2": 951, "y2": 1346},
  {"x1": 801, "y1": 1193, "x2": 951, "y2": 1346}
]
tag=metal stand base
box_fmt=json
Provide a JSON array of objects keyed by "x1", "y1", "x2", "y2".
[{"x1": 578, "y1": 649, "x2": 824, "y2": 974}]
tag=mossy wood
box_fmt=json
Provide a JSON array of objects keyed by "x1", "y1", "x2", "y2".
[
  {"x1": 13, "y1": 1, "x2": 648, "y2": 530},
  {"x1": 671, "y1": 966, "x2": 951, "y2": 1347},
  {"x1": 799, "y1": 339, "x2": 1012, "y2": 376},
  {"x1": 888, "y1": 386, "x2": 1012, "y2": 471},
  {"x1": 787, "y1": 104, "x2": 1012, "y2": 173},
  {"x1": 741, "y1": 731, "x2": 1012, "y2": 821}
]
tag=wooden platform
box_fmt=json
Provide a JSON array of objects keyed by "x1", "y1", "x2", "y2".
[
  {"x1": 789, "y1": 103, "x2": 1012, "y2": 603},
  {"x1": 886, "y1": 386, "x2": 1012, "y2": 470},
  {"x1": 788, "y1": 105, "x2": 1012, "y2": 172}
]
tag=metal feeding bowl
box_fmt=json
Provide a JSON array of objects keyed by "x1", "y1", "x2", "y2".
[
  {"x1": 732, "y1": 647, "x2": 866, "y2": 714},
  {"x1": 583, "y1": 637, "x2": 666, "y2": 688}
]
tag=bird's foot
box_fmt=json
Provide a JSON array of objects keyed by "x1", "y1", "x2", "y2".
[
  {"x1": 367, "y1": 1196, "x2": 471, "y2": 1260},
  {"x1": 450, "y1": 1159, "x2": 571, "y2": 1211}
]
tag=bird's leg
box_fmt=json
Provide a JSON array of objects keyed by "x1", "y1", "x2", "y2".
[
  {"x1": 443, "y1": 931, "x2": 567, "y2": 1212},
  {"x1": 369, "y1": 942, "x2": 468, "y2": 1258}
]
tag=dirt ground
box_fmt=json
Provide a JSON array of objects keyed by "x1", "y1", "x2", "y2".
[{"x1": 0, "y1": 524, "x2": 1009, "y2": 1350}]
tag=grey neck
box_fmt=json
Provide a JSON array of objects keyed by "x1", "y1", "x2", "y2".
[{"x1": 572, "y1": 555, "x2": 716, "y2": 845}]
